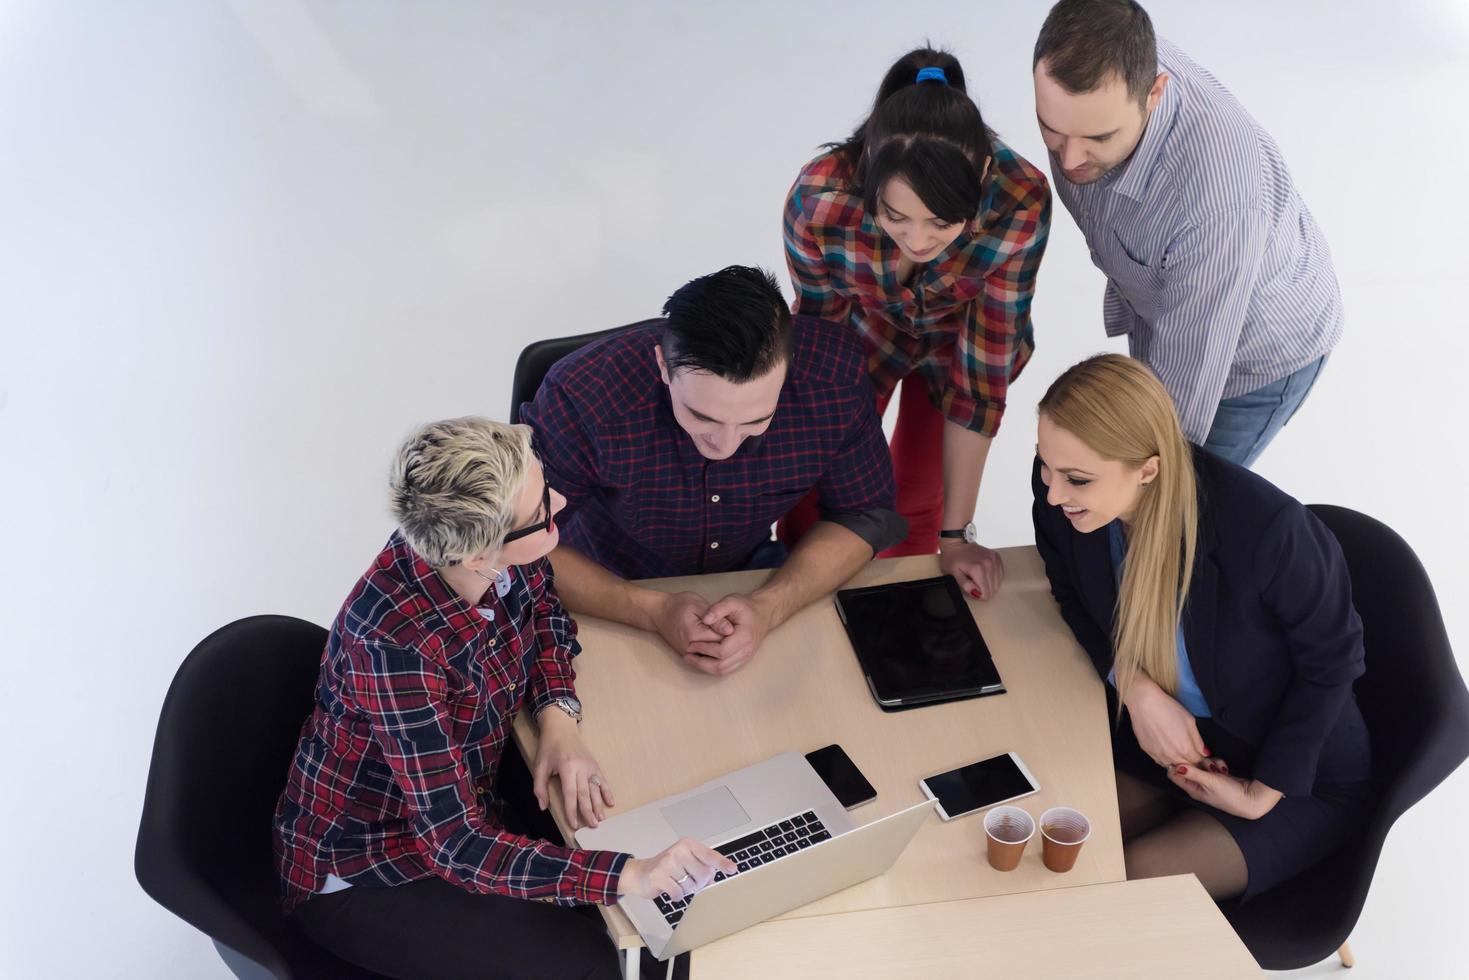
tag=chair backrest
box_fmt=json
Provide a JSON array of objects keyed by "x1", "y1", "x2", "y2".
[
  {"x1": 1308, "y1": 505, "x2": 1469, "y2": 819},
  {"x1": 507, "y1": 318, "x2": 663, "y2": 424},
  {"x1": 1222, "y1": 506, "x2": 1469, "y2": 968},
  {"x1": 135, "y1": 615, "x2": 367, "y2": 979}
]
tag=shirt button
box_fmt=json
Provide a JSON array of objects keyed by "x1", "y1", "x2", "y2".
[
  {"x1": 475, "y1": 785, "x2": 485, "y2": 796},
  {"x1": 710, "y1": 541, "x2": 720, "y2": 550},
  {"x1": 710, "y1": 494, "x2": 721, "y2": 503}
]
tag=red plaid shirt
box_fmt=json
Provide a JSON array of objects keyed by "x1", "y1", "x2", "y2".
[
  {"x1": 273, "y1": 533, "x2": 627, "y2": 911},
  {"x1": 783, "y1": 135, "x2": 1051, "y2": 437}
]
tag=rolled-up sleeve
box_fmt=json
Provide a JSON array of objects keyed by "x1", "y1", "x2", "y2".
[{"x1": 525, "y1": 557, "x2": 581, "y2": 717}]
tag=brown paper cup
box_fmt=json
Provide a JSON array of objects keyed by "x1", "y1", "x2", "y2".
[
  {"x1": 984, "y1": 805, "x2": 1036, "y2": 872},
  {"x1": 1040, "y1": 806, "x2": 1092, "y2": 873}
]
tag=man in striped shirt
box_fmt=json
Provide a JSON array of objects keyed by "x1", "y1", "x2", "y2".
[{"x1": 1032, "y1": 0, "x2": 1342, "y2": 466}]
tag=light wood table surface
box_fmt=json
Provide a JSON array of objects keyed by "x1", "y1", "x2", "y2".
[
  {"x1": 690, "y1": 874, "x2": 1262, "y2": 978},
  {"x1": 513, "y1": 548, "x2": 1126, "y2": 949}
]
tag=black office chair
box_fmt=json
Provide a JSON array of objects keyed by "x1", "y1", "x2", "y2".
[
  {"x1": 1216, "y1": 505, "x2": 1469, "y2": 970},
  {"x1": 135, "y1": 615, "x2": 390, "y2": 980},
  {"x1": 507, "y1": 318, "x2": 664, "y2": 424}
]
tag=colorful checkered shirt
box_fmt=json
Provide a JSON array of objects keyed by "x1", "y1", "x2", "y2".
[
  {"x1": 518, "y1": 318, "x2": 900, "y2": 580},
  {"x1": 783, "y1": 134, "x2": 1051, "y2": 437},
  {"x1": 273, "y1": 533, "x2": 627, "y2": 912}
]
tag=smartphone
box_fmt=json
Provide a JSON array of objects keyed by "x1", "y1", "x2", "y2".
[
  {"x1": 918, "y1": 753, "x2": 1040, "y2": 821},
  {"x1": 805, "y1": 744, "x2": 878, "y2": 810}
]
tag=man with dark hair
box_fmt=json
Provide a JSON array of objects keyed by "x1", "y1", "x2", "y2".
[
  {"x1": 520, "y1": 265, "x2": 905, "y2": 675},
  {"x1": 1033, "y1": 0, "x2": 1342, "y2": 466}
]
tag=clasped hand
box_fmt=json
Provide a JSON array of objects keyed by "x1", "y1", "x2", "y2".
[
  {"x1": 1125, "y1": 674, "x2": 1282, "y2": 820},
  {"x1": 1168, "y1": 765, "x2": 1282, "y2": 820},
  {"x1": 652, "y1": 590, "x2": 772, "y2": 676}
]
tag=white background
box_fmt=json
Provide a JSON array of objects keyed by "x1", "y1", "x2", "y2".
[{"x1": 2, "y1": 1, "x2": 1466, "y2": 976}]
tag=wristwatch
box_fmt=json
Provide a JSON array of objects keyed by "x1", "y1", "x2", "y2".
[
  {"x1": 939, "y1": 523, "x2": 979, "y2": 545},
  {"x1": 543, "y1": 696, "x2": 583, "y2": 725}
]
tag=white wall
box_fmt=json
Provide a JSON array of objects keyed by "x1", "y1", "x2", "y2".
[{"x1": 2, "y1": 1, "x2": 1465, "y2": 976}]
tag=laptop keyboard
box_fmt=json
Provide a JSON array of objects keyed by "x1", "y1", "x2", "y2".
[{"x1": 651, "y1": 810, "x2": 832, "y2": 926}]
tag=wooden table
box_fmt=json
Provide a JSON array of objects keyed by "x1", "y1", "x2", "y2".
[
  {"x1": 513, "y1": 548, "x2": 1127, "y2": 951},
  {"x1": 691, "y1": 874, "x2": 1262, "y2": 978}
]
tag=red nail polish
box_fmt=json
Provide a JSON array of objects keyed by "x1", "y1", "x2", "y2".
[
  {"x1": 970, "y1": 589, "x2": 981, "y2": 598},
  {"x1": 1176, "y1": 765, "x2": 1188, "y2": 775},
  {"x1": 1203, "y1": 746, "x2": 1212, "y2": 757}
]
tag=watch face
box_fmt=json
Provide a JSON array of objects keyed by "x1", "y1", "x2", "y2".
[{"x1": 963, "y1": 523, "x2": 978, "y2": 545}]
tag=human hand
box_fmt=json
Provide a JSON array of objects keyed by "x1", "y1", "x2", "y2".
[
  {"x1": 1168, "y1": 765, "x2": 1282, "y2": 820},
  {"x1": 682, "y1": 593, "x2": 773, "y2": 676},
  {"x1": 616, "y1": 837, "x2": 737, "y2": 901},
  {"x1": 652, "y1": 591, "x2": 726, "y2": 658},
  {"x1": 1123, "y1": 675, "x2": 1211, "y2": 768},
  {"x1": 939, "y1": 539, "x2": 1005, "y2": 600},
  {"x1": 532, "y1": 708, "x2": 614, "y2": 831}
]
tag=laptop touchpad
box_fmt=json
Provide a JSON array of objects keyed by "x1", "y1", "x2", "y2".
[{"x1": 660, "y1": 786, "x2": 750, "y2": 841}]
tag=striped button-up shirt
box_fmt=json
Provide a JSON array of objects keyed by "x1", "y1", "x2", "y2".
[
  {"x1": 1052, "y1": 39, "x2": 1343, "y2": 442},
  {"x1": 784, "y1": 136, "x2": 1051, "y2": 438},
  {"x1": 273, "y1": 534, "x2": 627, "y2": 912}
]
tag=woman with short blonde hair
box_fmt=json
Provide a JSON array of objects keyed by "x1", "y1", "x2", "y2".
[
  {"x1": 1032, "y1": 355, "x2": 1370, "y2": 900},
  {"x1": 274, "y1": 416, "x2": 732, "y2": 979}
]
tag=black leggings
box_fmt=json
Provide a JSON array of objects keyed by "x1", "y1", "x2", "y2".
[{"x1": 294, "y1": 875, "x2": 622, "y2": 980}]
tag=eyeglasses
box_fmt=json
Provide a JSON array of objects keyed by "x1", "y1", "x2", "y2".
[{"x1": 502, "y1": 474, "x2": 553, "y2": 545}]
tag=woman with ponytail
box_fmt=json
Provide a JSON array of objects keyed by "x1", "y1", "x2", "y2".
[
  {"x1": 1031, "y1": 354, "x2": 1370, "y2": 900},
  {"x1": 781, "y1": 46, "x2": 1051, "y2": 602}
]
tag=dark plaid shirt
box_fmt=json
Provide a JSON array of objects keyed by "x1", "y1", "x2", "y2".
[
  {"x1": 519, "y1": 317, "x2": 901, "y2": 580},
  {"x1": 273, "y1": 533, "x2": 627, "y2": 911}
]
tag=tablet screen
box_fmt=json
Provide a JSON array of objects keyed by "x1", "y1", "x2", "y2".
[{"x1": 835, "y1": 576, "x2": 1003, "y2": 707}]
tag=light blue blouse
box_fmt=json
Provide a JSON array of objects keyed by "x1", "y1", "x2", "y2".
[{"x1": 1106, "y1": 519, "x2": 1211, "y2": 717}]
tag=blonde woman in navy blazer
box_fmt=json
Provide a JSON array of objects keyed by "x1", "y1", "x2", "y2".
[{"x1": 1031, "y1": 354, "x2": 1370, "y2": 900}]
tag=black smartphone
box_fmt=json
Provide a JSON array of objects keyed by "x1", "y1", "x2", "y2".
[{"x1": 805, "y1": 744, "x2": 878, "y2": 809}]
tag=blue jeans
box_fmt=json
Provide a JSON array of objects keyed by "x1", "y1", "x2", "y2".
[{"x1": 1203, "y1": 357, "x2": 1326, "y2": 467}]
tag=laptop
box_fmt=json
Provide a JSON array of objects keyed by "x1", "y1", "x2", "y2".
[{"x1": 574, "y1": 750, "x2": 937, "y2": 960}]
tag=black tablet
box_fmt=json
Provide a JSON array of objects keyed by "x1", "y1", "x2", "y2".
[{"x1": 834, "y1": 575, "x2": 1005, "y2": 710}]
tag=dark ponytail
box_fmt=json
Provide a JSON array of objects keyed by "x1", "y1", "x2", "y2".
[{"x1": 832, "y1": 46, "x2": 995, "y2": 225}]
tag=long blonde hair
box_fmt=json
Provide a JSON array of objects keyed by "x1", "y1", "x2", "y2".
[{"x1": 1039, "y1": 355, "x2": 1197, "y2": 701}]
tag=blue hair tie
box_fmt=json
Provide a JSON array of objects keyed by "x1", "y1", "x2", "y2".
[{"x1": 915, "y1": 67, "x2": 948, "y2": 85}]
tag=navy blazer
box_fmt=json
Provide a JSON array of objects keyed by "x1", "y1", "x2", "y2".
[{"x1": 1031, "y1": 449, "x2": 1370, "y2": 797}]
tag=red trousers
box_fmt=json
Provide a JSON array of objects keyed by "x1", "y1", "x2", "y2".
[{"x1": 778, "y1": 373, "x2": 944, "y2": 557}]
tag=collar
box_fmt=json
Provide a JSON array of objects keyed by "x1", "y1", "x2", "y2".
[
  {"x1": 1108, "y1": 69, "x2": 1180, "y2": 202},
  {"x1": 388, "y1": 531, "x2": 497, "y2": 650}
]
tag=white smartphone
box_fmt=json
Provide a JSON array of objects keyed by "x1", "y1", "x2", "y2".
[{"x1": 918, "y1": 752, "x2": 1040, "y2": 821}]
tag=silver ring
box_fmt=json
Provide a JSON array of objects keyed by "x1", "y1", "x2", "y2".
[
  {"x1": 677, "y1": 873, "x2": 693, "y2": 885},
  {"x1": 588, "y1": 775, "x2": 602, "y2": 787}
]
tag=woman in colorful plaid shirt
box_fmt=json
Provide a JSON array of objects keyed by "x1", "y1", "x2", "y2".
[{"x1": 782, "y1": 47, "x2": 1051, "y2": 601}]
